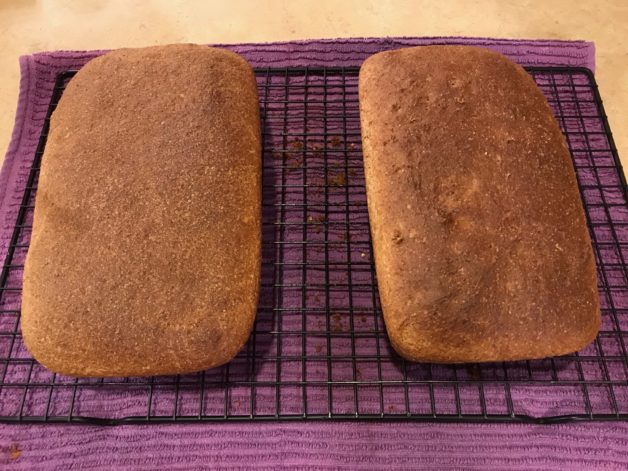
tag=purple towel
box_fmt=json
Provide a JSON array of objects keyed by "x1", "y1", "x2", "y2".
[{"x1": 2, "y1": 37, "x2": 628, "y2": 470}]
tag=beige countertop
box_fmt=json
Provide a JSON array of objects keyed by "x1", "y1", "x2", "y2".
[{"x1": 1, "y1": 0, "x2": 626, "y2": 166}]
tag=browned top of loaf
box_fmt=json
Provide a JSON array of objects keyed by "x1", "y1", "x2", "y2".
[
  {"x1": 359, "y1": 45, "x2": 600, "y2": 362},
  {"x1": 21, "y1": 44, "x2": 261, "y2": 376}
]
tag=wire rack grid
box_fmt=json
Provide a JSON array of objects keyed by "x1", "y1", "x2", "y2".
[{"x1": 0, "y1": 66, "x2": 627, "y2": 424}]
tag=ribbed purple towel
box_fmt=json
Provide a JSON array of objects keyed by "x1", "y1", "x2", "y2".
[{"x1": 2, "y1": 37, "x2": 628, "y2": 470}]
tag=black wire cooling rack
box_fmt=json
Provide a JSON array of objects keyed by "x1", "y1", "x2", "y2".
[{"x1": 0, "y1": 66, "x2": 627, "y2": 424}]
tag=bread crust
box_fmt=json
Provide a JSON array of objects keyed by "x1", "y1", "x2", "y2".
[
  {"x1": 359, "y1": 45, "x2": 600, "y2": 362},
  {"x1": 22, "y1": 44, "x2": 261, "y2": 376}
]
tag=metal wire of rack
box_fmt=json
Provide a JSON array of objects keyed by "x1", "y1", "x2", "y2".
[{"x1": 0, "y1": 66, "x2": 627, "y2": 424}]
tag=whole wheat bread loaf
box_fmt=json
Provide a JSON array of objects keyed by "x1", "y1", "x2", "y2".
[
  {"x1": 22, "y1": 44, "x2": 261, "y2": 376},
  {"x1": 359, "y1": 45, "x2": 600, "y2": 363}
]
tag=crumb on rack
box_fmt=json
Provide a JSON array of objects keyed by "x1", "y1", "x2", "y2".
[
  {"x1": 329, "y1": 173, "x2": 346, "y2": 187},
  {"x1": 8, "y1": 444, "x2": 20, "y2": 461},
  {"x1": 290, "y1": 140, "x2": 304, "y2": 151},
  {"x1": 331, "y1": 312, "x2": 344, "y2": 332},
  {"x1": 287, "y1": 157, "x2": 303, "y2": 170},
  {"x1": 307, "y1": 214, "x2": 326, "y2": 234}
]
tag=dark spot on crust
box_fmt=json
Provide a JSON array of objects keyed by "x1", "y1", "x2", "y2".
[{"x1": 392, "y1": 230, "x2": 404, "y2": 244}]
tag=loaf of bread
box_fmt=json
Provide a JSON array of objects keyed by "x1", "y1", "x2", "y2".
[
  {"x1": 21, "y1": 45, "x2": 261, "y2": 377},
  {"x1": 359, "y1": 46, "x2": 600, "y2": 363}
]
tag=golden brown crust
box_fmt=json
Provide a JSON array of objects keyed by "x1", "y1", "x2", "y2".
[
  {"x1": 21, "y1": 44, "x2": 261, "y2": 376},
  {"x1": 359, "y1": 45, "x2": 600, "y2": 363}
]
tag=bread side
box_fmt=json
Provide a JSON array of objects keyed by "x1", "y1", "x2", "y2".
[
  {"x1": 21, "y1": 44, "x2": 261, "y2": 376},
  {"x1": 359, "y1": 45, "x2": 600, "y2": 362}
]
